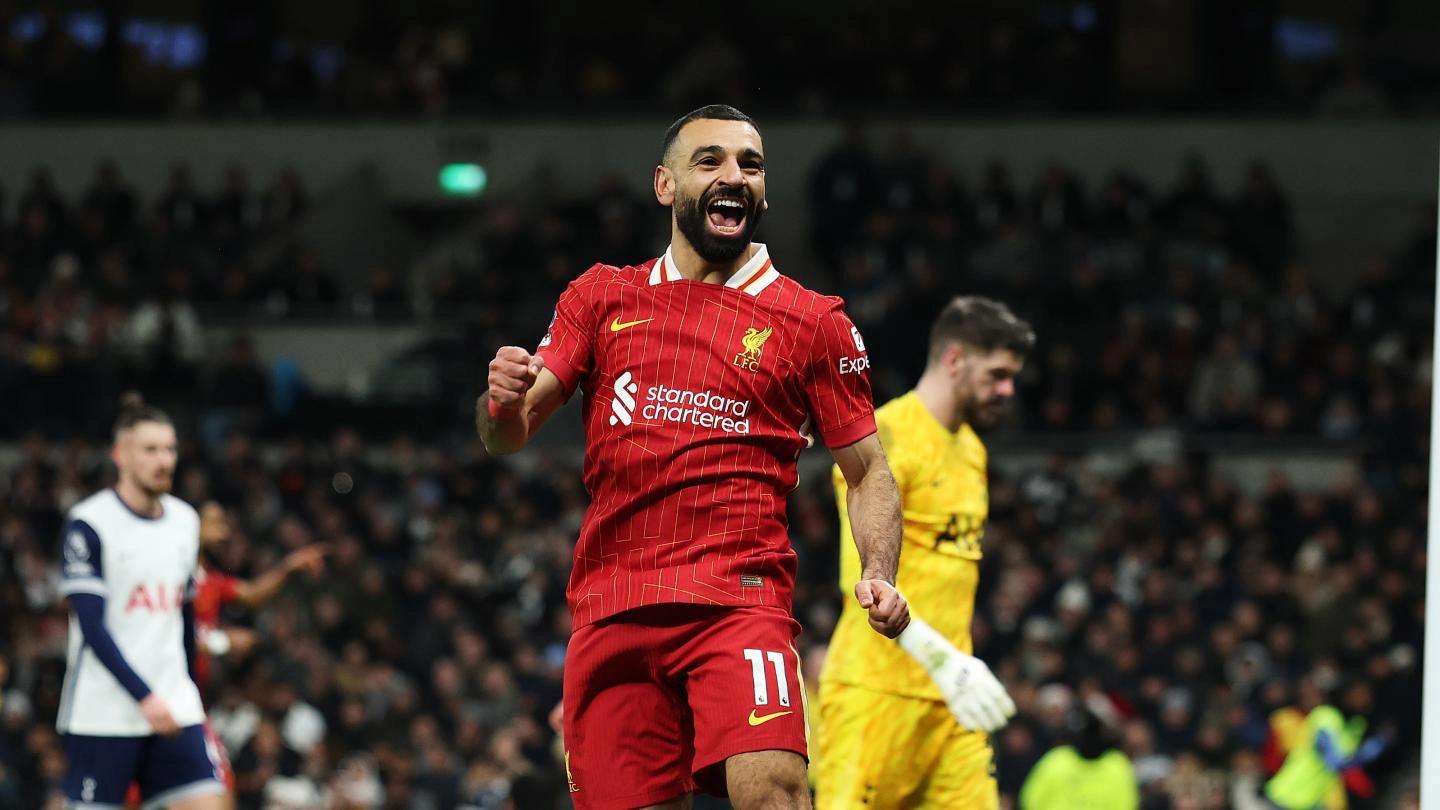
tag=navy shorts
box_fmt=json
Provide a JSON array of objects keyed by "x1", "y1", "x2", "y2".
[{"x1": 63, "y1": 725, "x2": 226, "y2": 809}]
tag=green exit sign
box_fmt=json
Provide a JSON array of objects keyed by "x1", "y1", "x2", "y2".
[{"x1": 438, "y1": 163, "x2": 487, "y2": 196}]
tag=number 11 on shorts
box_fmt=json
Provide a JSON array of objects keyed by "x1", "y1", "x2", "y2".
[{"x1": 743, "y1": 648, "x2": 791, "y2": 707}]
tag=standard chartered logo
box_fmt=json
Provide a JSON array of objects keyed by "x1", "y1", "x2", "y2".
[
  {"x1": 607, "y1": 370, "x2": 753, "y2": 433},
  {"x1": 609, "y1": 371, "x2": 640, "y2": 426}
]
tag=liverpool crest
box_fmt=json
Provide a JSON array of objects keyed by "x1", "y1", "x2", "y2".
[{"x1": 734, "y1": 326, "x2": 772, "y2": 371}]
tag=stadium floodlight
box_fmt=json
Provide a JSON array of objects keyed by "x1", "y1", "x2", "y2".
[
  {"x1": 438, "y1": 163, "x2": 487, "y2": 197},
  {"x1": 1425, "y1": 153, "x2": 1440, "y2": 808}
]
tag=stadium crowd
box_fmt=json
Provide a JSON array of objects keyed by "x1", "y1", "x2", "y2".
[
  {"x1": 0, "y1": 138, "x2": 1431, "y2": 808},
  {"x1": 0, "y1": 400, "x2": 1426, "y2": 808},
  {"x1": 2, "y1": 142, "x2": 1433, "y2": 442},
  {"x1": 0, "y1": 3, "x2": 1428, "y2": 119}
]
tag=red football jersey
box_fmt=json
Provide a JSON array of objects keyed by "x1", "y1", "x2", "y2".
[
  {"x1": 192, "y1": 564, "x2": 240, "y2": 689},
  {"x1": 536, "y1": 244, "x2": 876, "y2": 628}
]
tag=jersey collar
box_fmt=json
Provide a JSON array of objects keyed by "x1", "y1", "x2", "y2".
[
  {"x1": 649, "y1": 244, "x2": 780, "y2": 297},
  {"x1": 111, "y1": 488, "x2": 165, "y2": 521},
  {"x1": 906, "y1": 390, "x2": 968, "y2": 440}
]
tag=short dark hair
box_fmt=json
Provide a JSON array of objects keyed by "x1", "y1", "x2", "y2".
[
  {"x1": 928, "y1": 296, "x2": 1036, "y2": 364},
  {"x1": 114, "y1": 391, "x2": 172, "y2": 436},
  {"x1": 661, "y1": 104, "x2": 758, "y2": 165}
]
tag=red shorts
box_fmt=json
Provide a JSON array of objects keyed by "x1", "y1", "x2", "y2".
[{"x1": 562, "y1": 604, "x2": 809, "y2": 809}]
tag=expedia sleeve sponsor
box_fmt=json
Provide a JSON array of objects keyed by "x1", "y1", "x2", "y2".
[{"x1": 800, "y1": 300, "x2": 877, "y2": 448}]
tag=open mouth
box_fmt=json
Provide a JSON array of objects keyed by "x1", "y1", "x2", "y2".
[{"x1": 706, "y1": 195, "x2": 747, "y2": 236}]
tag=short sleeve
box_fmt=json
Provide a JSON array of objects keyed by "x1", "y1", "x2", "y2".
[
  {"x1": 535, "y1": 265, "x2": 602, "y2": 398},
  {"x1": 802, "y1": 300, "x2": 877, "y2": 448},
  {"x1": 831, "y1": 416, "x2": 912, "y2": 500},
  {"x1": 59, "y1": 519, "x2": 106, "y2": 597},
  {"x1": 216, "y1": 573, "x2": 241, "y2": 605}
]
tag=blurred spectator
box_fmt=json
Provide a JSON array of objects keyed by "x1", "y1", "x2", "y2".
[
  {"x1": 974, "y1": 160, "x2": 1022, "y2": 238},
  {"x1": 1163, "y1": 156, "x2": 1228, "y2": 243},
  {"x1": 118, "y1": 281, "x2": 206, "y2": 396},
  {"x1": 1029, "y1": 163, "x2": 1088, "y2": 237},
  {"x1": 234, "y1": 719, "x2": 302, "y2": 809},
  {"x1": 156, "y1": 163, "x2": 205, "y2": 235},
  {"x1": 13, "y1": 195, "x2": 67, "y2": 285},
  {"x1": 17, "y1": 168, "x2": 66, "y2": 230},
  {"x1": 1264, "y1": 681, "x2": 1391, "y2": 809},
  {"x1": 207, "y1": 335, "x2": 269, "y2": 414},
  {"x1": 1230, "y1": 163, "x2": 1295, "y2": 279},
  {"x1": 1189, "y1": 335, "x2": 1261, "y2": 429},
  {"x1": 354, "y1": 267, "x2": 410, "y2": 320},
  {"x1": 80, "y1": 160, "x2": 138, "y2": 243},
  {"x1": 1019, "y1": 703, "x2": 1138, "y2": 810},
  {"x1": 262, "y1": 168, "x2": 309, "y2": 231},
  {"x1": 807, "y1": 124, "x2": 880, "y2": 267},
  {"x1": 280, "y1": 249, "x2": 341, "y2": 315},
  {"x1": 211, "y1": 164, "x2": 262, "y2": 247}
]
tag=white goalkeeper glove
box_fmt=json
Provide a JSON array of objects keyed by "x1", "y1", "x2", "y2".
[{"x1": 897, "y1": 616, "x2": 1016, "y2": 733}]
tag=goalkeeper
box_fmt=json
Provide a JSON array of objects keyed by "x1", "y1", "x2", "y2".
[{"x1": 818, "y1": 296, "x2": 1035, "y2": 809}]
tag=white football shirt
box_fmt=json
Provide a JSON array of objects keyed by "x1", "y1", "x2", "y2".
[{"x1": 56, "y1": 489, "x2": 206, "y2": 736}]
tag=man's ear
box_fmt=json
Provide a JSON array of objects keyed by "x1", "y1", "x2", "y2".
[
  {"x1": 654, "y1": 165, "x2": 675, "y2": 207},
  {"x1": 944, "y1": 342, "x2": 967, "y2": 374}
]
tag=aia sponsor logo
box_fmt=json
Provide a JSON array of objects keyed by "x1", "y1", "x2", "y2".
[{"x1": 124, "y1": 582, "x2": 186, "y2": 613}]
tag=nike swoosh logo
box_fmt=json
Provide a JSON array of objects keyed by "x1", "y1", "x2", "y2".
[
  {"x1": 610, "y1": 317, "x2": 653, "y2": 332},
  {"x1": 748, "y1": 709, "x2": 793, "y2": 727}
]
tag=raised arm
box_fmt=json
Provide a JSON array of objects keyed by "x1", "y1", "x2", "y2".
[
  {"x1": 832, "y1": 433, "x2": 909, "y2": 637},
  {"x1": 479, "y1": 265, "x2": 601, "y2": 454},
  {"x1": 475, "y1": 349, "x2": 569, "y2": 455},
  {"x1": 233, "y1": 544, "x2": 329, "y2": 608}
]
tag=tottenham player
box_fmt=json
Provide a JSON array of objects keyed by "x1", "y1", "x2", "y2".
[
  {"x1": 477, "y1": 105, "x2": 908, "y2": 809},
  {"x1": 57, "y1": 396, "x2": 228, "y2": 810}
]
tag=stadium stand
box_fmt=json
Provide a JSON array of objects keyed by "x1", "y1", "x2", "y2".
[{"x1": 2, "y1": 3, "x2": 1439, "y2": 119}]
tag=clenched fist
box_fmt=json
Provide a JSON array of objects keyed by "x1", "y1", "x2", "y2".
[
  {"x1": 855, "y1": 579, "x2": 910, "y2": 638},
  {"x1": 487, "y1": 347, "x2": 546, "y2": 414}
]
